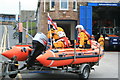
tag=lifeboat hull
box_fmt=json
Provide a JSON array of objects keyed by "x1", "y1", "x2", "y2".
[{"x1": 36, "y1": 48, "x2": 104, "y2": 67}]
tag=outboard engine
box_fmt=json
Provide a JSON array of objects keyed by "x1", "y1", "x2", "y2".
[{"x1": 26, "y1": 32, "x2": 48, "y2": 67}]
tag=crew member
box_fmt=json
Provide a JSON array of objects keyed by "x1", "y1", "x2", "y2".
[
  {"x1": 91, "y1": 35, "x2": 95, "y2": 40},
  {"x1": 47, "y1": 25, "x2": 64, "y2": 41},
  {"x1": 47, "y1": 22, "x2": 69, "y2": 48},
  {"x1": 76, "y1": 25, "x2": 91, "y2": 48},
  {"x1": 90, "y1": 35, "x2": 100, "y2": 49},
  {"x1": 98, "y1": 34, "x2": 104, "y2": 48},
  {"x1": 53, "y1": 31, "x2": 70, "y2": 48},
  {"x1": 25, "y1": 32, "x2": 48, "y2": 68}
]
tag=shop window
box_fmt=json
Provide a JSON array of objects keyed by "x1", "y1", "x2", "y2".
[
  {"x1": 50, "y1": 0, "x2": 55, "y2": 10},
  {"x1": 60, "y1": 0, "x2": 68, "y2": 10},
  {"x1": 73, "y1": 0, "x2": 77, "y2": 11}
]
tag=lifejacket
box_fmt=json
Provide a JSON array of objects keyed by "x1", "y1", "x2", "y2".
[
  {"x1": 77, "y1": 30, "x2": 91, "y2": 46},
  {"x1": 98, "y1": 37, "x2": 104, "y2": 43},
  {"x1": 82, "y1": 30, "x2": 92, "y2": 45},
  {"x1": 98, "y1": 37, "x2": 104, "y2": 46},
  {"x1": 47, "y1": 27, "x2": 64, "y2": 40},
  {"x1": 56, "y1": 37, "x2": 70, "y2": 48},
  {"x1": 82, "y1": 30, "x2": 90, "y2": 38},
  {"x1": 77, "y1": 30, "x2": 90, "y2": 40}
]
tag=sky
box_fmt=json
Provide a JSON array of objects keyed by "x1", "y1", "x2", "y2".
[{"x1": 0, "y1": 0, "x2": 38, "y2": 15}]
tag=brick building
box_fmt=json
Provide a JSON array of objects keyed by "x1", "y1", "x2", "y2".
[{"x1": 36, "y1": 0, "x2": 120, "y2": 40}]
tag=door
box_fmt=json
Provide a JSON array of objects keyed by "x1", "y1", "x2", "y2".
[{"x1": 80, "y1": 6, "x2": 92, "y2": 35}]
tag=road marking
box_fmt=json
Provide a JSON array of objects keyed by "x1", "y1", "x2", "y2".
[
  {"x1": 0, "y1": 25, "x2": 8, "y2": 53},
  {"x1": 17, "y1": 73, "x2": 23, "y2": 80}
]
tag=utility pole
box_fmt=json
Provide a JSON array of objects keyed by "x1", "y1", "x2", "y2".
[
  {"x1": 18, "y1": 1, "x2": 22, "y2": 44},
  {"x1": 26, "y1": 18, "x2": 29, "y2": 44},
  {"x1": 30, "y1": 18, "x2": 32, "y2": 36}
]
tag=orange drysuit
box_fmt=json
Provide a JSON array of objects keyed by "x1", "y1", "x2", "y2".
[
  {"x1": 98, "y1": 35, "x2": 104, "y2": 48},
  {"x1": 47, "y1": 27, "x2": 64, "y2": 40},
  {"x1": 48, "y1": 27, "x2": 70, "y2": 48},
  {"x1": 78, "y1": 30, "x2": 91, "y2": 47}
]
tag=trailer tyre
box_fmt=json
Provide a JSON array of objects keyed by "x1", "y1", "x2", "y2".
[
  {"x1": 8, "y1": 61, "x2": 18, "y2": 78},
  {"x1": 79, "y1": 64, "x2": 90, "y2": 80}
]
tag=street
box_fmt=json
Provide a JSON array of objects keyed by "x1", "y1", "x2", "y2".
[{"x1": 0, "y1": 25, "x2": 119, "y2": 80}]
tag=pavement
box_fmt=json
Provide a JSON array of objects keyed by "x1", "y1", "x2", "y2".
[{"x1": 90, "y1": 52, "x2": 118, "y2": 79}]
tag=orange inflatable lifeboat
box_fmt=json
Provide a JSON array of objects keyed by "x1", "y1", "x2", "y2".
[
  {"x1": 1, "y1": 42, "x2": 104, "y2": 67},
  {"x1": 1, "y1": 32, "x2": 104, "y2": 67},
  {"x1": 0, "y1": 32, "x2": 105, "y2": 80}
]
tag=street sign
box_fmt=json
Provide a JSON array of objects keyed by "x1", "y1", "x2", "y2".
[
  {"x1": 88, "y1": 3, "x2": 120, "y2": 6},
  {"x1": 26, "y1": 34, "x2": 28, "y2": 38}
]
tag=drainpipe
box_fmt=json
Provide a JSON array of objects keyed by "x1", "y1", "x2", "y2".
[{"x1": 44, "y1": 0, "x2": 46, "y2": 12}]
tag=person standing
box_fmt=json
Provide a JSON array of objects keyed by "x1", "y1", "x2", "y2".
[{"x1": 98, "y1": 34, "x2": 104, "y2": 49}]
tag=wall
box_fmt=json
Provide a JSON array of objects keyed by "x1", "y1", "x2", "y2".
[{"x1": 37, "y1": 1, "x2": 48, "y2": 35}]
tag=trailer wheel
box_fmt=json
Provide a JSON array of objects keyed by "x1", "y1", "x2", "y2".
[
  {"x1": 8, "y1": 61, "x2": 18, "y2": 78},
  {"x1": 79, "y1": 64, "x2": 90, "y2": 80}
]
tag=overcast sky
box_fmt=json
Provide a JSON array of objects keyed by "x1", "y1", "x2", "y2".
[{"x1": 0, "y1": 0, "x2": 38, "y2": 15}]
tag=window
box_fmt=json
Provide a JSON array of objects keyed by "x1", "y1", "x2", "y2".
[
  {"x1": 5, "y1": 16, "x2": 9, "y2": 21},
  {"x1": 73, "y1": 0, "x2": 77, "y2": 11},
  {"x1": 60, "y1": 0, "x2": 68, "y2": 10},
  {"x1": 50, "y1": 0, "x2": 55, "y2": 10}
]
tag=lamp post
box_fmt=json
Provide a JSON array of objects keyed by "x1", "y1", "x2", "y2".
[{"x1": 18, "y1": 1, "x2": 22, "y2": 44}]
